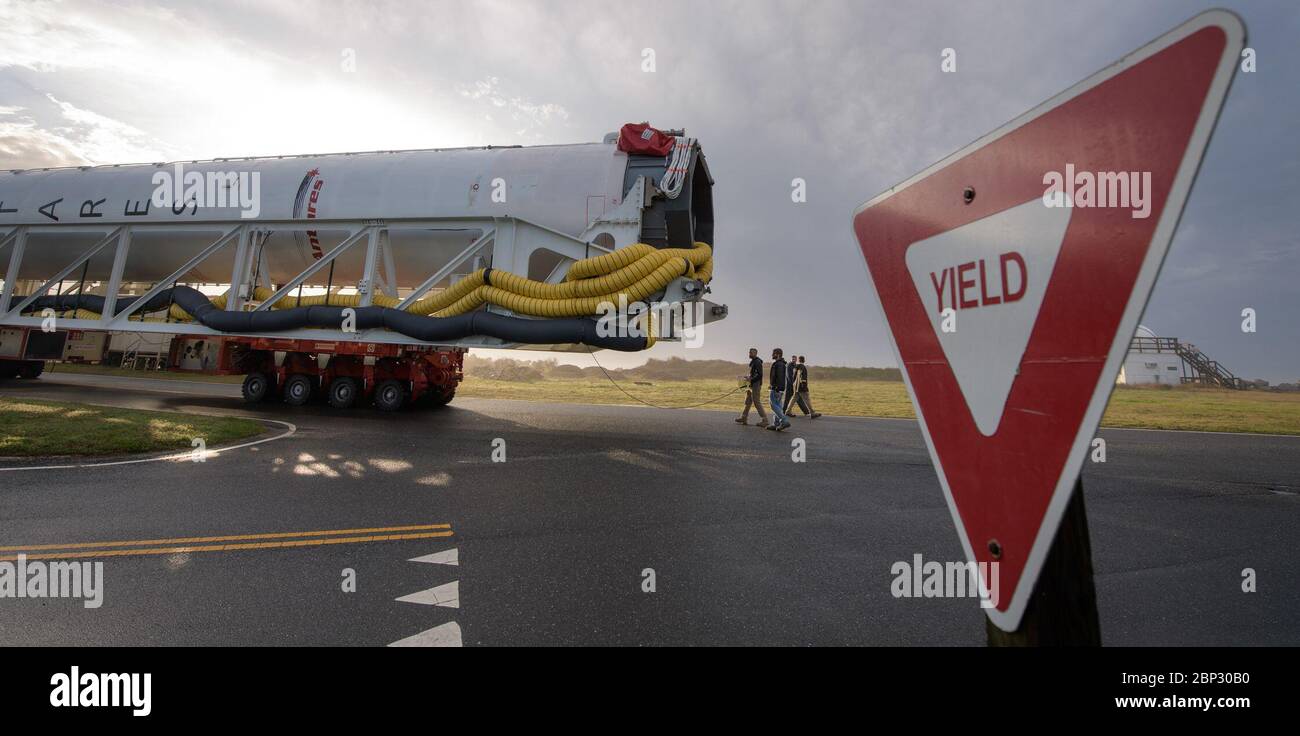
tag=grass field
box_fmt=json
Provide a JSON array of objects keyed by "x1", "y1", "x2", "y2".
[
  {"x1": 0, "y1": 397, "x2": 264, "y2": 457},
  {"x1": 454, "y1": 377, "x2": 1300, "y2": 436},
  {"x1": 45, "y1": 362, "x2": 243, "y2": 383},
  {"x1": 27, "y1": 362, "x2": 1300, "y2": 436},
  {"x1": 455, "y1": 376, "x2": 920, "y2": 415},
  {"x1": 1098, "y1": 385, "x2": 1300, "y2": 435}
]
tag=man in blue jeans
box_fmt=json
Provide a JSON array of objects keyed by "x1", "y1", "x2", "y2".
[{"x1": 766, "y1": 348, "x2": 791, "y2": 431}]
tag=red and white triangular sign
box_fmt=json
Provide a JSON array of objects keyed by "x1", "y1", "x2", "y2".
[{"x1": 852, "y1": 10, "x2": 1244, "y2": 631}]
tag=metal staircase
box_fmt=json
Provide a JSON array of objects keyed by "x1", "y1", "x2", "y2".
[
  {"x1": 121, "y1": 336, "x2": 165, "y2": 371},
  {"x1": 1175, "y1": 341, "x2": 1243, "y2": 389},
  {"x1": 1127, "y1": 336, "x2": 1245, "y2": 389}
]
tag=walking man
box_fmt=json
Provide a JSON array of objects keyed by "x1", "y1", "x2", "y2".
[
  {"x1": 783, "y1": 351, "x2": 800, "y2": 414},
  {"x1": 766, "y1": 348, "x2": 791, "y2": 431},
  {"x1": 795, "y1": 356, "x2": 822, "y2": 419},
  {"x1": 735, "y1": 347, "x2": 768, "y2": 427}
]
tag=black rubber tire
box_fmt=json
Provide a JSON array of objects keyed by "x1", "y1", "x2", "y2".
[
  {"x1": 282, "y1": 373, "x2": 314, "y2": 406},
  {"x1": 373, "y1": 379, "x2": 408, "y2": 412},
  {"x1": 241, "y1": 371, "x2": 272, "y2": 403},
  {"x1": 328, "y1": 377, "x2": 360, "y2": 409},
  {"x1": 17, "y1": 361, "x2": 44, "y2": 379},
  {"x1": 0, "y1": 360, "x2": 18, "y2": 379},
  {"x1": 429, "y1": 389, "x2": 455, "y2": 408}
]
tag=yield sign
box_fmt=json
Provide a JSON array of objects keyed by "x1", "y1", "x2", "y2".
[{"x1": 852, "y1": 10, "x2": 1244, "y2": 631}]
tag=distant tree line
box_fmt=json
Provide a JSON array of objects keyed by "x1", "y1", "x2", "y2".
[{"x1": 464, "y1": 355, "x2": 901, "y2": 383}]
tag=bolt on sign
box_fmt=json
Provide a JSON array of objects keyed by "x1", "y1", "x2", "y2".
[{"x1": 851, "y1": 10, "x2": 1245, "y2": 630}]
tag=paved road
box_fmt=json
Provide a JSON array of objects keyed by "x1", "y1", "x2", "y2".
[{"x1": 1, "y1": 371, "x2": 1297, "y2": 646}]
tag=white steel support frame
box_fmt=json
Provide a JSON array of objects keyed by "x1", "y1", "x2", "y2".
[
  {"x1": 0, "y1": 226, "x2": 30, "y2": 316},
  {"x1": 99, "y1": 227, "x2": 133, "y2": 325},
  {"x1": 394, "y1": 228, "x2": 494, "y2": 310},
  {"x1": 4, "y1": 226, "x2": 122, "y2": 319},
  {"x1": 489, "y1": 216, "x2": 616, "y2": 281},
  {"x1": 378, "y1": 229, "x2": 398, "y2": 298},
  {"x1": 112, "y1": 226, "x2": 242, "y2": 324},
  {"x1": 253, "y1": 226, "x2": 371, "y2": 311},
  {"x1": 0, "y1": 215, "x2": 645, "y2": 348},
  {"x1": 224, "y1": 226, "x2": 253, "y2": 312},
  {"x1": 358, "y1": 226, "x2": 381, "y2": 308}
]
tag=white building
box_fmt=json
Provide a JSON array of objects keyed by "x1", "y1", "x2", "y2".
[{"x1": 1116, "y1": 325, "x2": 1185, "y2": 386}]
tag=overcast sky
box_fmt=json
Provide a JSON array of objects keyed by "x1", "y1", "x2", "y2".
[{"x1": 1, "y1": 0, "x2": 1296, "y2": 381}]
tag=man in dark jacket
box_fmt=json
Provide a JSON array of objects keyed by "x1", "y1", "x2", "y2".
[
  {"x1": 793, "y1": 356, "x2": 822, "y2": 418},
  {"x1": 735, "y1": 347, "x2": 768, "y2": 427},
  {"x1": 766, "y1": 348, "x2": 791, "y2": 431},
  {"x1": 783, "y1": 354, "x2": 800, "y2": 414}
]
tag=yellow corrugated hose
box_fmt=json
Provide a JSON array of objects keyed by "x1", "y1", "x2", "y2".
[
  {"x1": 46, "y1": 241, "x2": 708, "y2": 349},
  {"x1": 164, "y1": 241, "x2": 713, "y2": 323}
]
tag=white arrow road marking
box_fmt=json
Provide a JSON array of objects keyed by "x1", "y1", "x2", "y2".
[
  {"x1": 396, "y1": 580, "x2": 459, "y2": 608},
  {"x1": 409, "y1": 547, "x2": 458, "y2": 565},
  {"x1": 391, "y1": 546, "x2": 461, "y2": 645},
  {"x1": 388, "y1": 621, "x2": 462, "y2": 647}
]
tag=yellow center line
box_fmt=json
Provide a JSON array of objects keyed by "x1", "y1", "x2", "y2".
[
  {"x1": 0, "y1": 523, "x2": 452, "y2": 553},
  {"x1": 0, "y1": 530, "x2": 454, "y2": 562}
]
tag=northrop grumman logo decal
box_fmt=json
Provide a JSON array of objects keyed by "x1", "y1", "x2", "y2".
[
  {"x1": 49, "y1": 667, "x2": 151, "y2": 716},
  {"x1": 293, "y1": 168, "x2": 325, "y2": 259}
]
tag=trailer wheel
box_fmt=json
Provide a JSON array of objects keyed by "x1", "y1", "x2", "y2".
[
  {"x1": 328, "y1": 377, "x2": 360, "y2": 409},
  {"x1": 16, "y1": 361, "x2": 44, "y2": 379},
  {"x1": 283, "y1": 373, "x2": 314, "y2": 406},
  {"x1": 373, "y1": 379, "x2": 408, "y2": 412},
  {"x1": 429, "y1": 389, "x2": 455, "y2": 408},
  {"x1": 0, "y1": 360, "x2": 17, "y2": 379},
  {"x1": 241, "y1": 371, "x2": 273, "y2": 404}
]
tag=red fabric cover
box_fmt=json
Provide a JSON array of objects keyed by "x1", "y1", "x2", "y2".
[{"x1": 617, "y1": 123, "x2": 675, "y2": 157}]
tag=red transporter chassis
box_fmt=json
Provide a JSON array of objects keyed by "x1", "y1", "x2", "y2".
[{"x1": 170, "y1": 335, "x2": 465, "y2": 411}]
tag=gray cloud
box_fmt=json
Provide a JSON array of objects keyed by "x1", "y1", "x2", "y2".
[{"x1": 1, "y1": 0, "x2": 1296, "y2": 381}]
